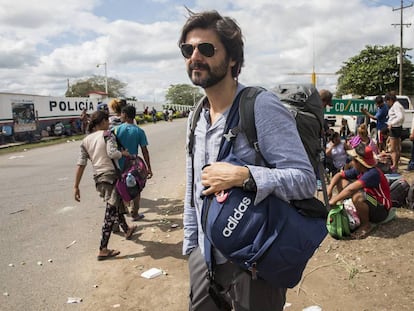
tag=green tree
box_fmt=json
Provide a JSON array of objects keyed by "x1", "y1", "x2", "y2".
[
  {"x1": 165, "y1": 84, "x2": 204, "y2": 106},
  {"x1": 66, "y1": 75, "x2": 127, "y2": 97},
  {"x1": 336, "y1": 45, "x2": 414, "y2": 96}
]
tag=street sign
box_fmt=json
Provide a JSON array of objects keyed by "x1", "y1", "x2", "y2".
[{"x1": 324, "y1": 99, "x2": 376, "y2": 116}]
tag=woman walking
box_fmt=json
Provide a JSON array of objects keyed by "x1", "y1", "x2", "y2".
[{"x1": 74, "y1": 110, "x2": 137, "y2": 260}]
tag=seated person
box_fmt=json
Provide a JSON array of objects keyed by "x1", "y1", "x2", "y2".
[
  {"x1": 325, "y1": 132, "x2": 352, "y2": 176},
  {"x1": 327, "y1": 143, "x2": 391, "y2": 239},
  {"x1": 349, "y1": 124, "x2": 378, "y2": 154}
]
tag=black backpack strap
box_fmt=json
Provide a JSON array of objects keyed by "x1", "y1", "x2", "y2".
[
  {"x1": 103, "y1": 130, "x2": 121, "y2": 177},
  {"x1": 188, "y1": 97, "x2": 206, "y2": 206},
  {"x1": 238, "y1": 86, "x2": 268, "y2": 166}
]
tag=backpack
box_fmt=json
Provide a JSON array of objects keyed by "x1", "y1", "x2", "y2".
[
  {"x1": 389, "y1": 178, "x2": 409, "y2": 208},
  {"x1": 189, "y1": 84, "x2": 329, "y2": 212},
  {"x1": 326, "y1": 203, "x2": 351, "y2": 239},
  {"x1": 103, "y1": 130, "x2": 148, "y2": 202},
  {"x1": 115, "y1": 156, "x2": 148, "y2": 202},
  {"x1": 189, "y1": 86, "x2": 327, "y2": 289},
  {"x1": 406, "y1": 182, "x2": 414, "y2": 209}
]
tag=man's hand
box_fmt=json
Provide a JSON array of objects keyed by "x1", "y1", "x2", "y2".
[
  {"x1": 201, "y1": 162, "x2": 249, "y2": 196},
  {"x1": 74, "y1": 187, "x2": 81, "y2": 202}
]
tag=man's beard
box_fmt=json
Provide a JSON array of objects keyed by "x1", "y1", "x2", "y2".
[{"x1": 187, "y1": 57, "x2": 230, "y2": 89}]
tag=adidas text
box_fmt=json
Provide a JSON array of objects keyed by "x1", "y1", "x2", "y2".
[{"x1": 222, "y1": 196, "x2": 252, "y2": 237}]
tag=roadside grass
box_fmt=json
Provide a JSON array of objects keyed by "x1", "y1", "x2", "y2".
[{"x1": 0, "y1": 134, "x2": 85, "y2": 155}]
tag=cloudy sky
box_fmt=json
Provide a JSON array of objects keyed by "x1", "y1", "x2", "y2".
[{"x1": 1, "y1": 0, "x2": 413, "y2": 102}]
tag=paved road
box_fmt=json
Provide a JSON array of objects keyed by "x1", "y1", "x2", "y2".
[{"x1": 0, "y1": 118, "x2": 187, "y2": 310}]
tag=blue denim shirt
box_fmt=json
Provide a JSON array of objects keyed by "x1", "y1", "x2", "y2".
[{"x1": 182, "y1": 83, "x2": 316, "y2": 262}]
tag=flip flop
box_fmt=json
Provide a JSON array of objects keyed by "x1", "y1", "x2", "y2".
[
  {"x1": 125, "y1": 225, "x2": 138, "y2": 240},
  {"x1": 97, "y1": 249, "x2": 120, "y2": 261},
  {"x1": 131, "y1": 214, "x2": 145, "y2": 221}
]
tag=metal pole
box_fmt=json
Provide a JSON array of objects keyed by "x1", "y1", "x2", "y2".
[
  {"x1": 399, "y1": 0, "x2": 403, "y2": 95},
  {"x1": 104, "y1": 62, "x2": 108, "y2": 96},
  {"x1": 392, "y1": 1, "x2": 413, "y2": 95}
]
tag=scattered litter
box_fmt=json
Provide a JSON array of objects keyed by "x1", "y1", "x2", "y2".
[
  {"x1": 128, "y1": 257, "x2": 136, "y2": 261},
  {"x1": 66, "y1": 240, "x2": 77, "y2": 249},
  {"x1": 284, "y1": 302, "x2": 292, "y2": 308},
  {"x1": 3, "y1": 292, "x2": 9, "y2": 296},
  {"x1": 20, "y1": 262, "x2": 25, "y2": 266},
  {"x1": 170, "y1": 223, "x2": 179, "y2": 228},
  {"x1": 37, "y1": 261, "x2": 43, "y2": 266},
  {"x1": 67, "y1": 297, "x2": 82, "y2": 304},
  {"x1": 8, "y1": 155, "x2": 24, "y2": 160},
  {"x1": 93, "y1": 284, "x2": 99, "y2": 288},
  {"x1": 140, "y1": 268, "x2": 163, "y2": 279},
  {"x1": 8, "y1": 263, "x2": 14, "y2": 267},
  {"x1": 303, "y1": 306, "x2": 322, "y2": 311},
  {"x1": 9, "y1": 209, "x2": 25, "y2": 215},
  {"x1": 48, "y1": 259, "x2": 53, "y2": 263},
  {"x1": 113, "y1": 304, "x2": 121, "y2": 308},
  {"x1": 58, "y1": 177, "x2": 68, "y2": 181}
]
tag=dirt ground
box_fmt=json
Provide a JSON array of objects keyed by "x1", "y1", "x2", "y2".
[{"x1": 81, "y1": 173, "x2": 414, "y2": 311}]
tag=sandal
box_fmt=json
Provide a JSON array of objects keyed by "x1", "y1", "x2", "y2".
[
  {"x1": 131, "y1": 213, "x2": 145, "y2": 221},
  {"x1": 97, "y1": 249, "x2": 120, "y2": 261}
]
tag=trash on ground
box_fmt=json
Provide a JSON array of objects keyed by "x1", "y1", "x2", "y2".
[
  {"x1": 113, "y1": 304, "x2": 121, "y2": 308},
  {"x1": 303, "y1": 306, "x2": 322, "y2": 311},
  {"x1": 66, "y1": 240, "x2": 77, "y2": 249},
  {"x1": 37, "y1": 261, "x2": 43, "y2": 266},
  {"x1": 141, "y1": 268, "x2": 163, "y2": 279},
  {"x1": 67, "y1": 297, "x2": 82, "y2": 304},
  {"x1": 8, "y1": 263, "x2": 14, "y2": 267},
  {"x1": 171, "y1": 223, "x2": 179, "y2": 228},
  {"x1": 9, "y1": 209, "x2": 25, "y2": 215},
  {"x1": 3, "y1": 292, "x2": 9, "y2": 296},
  {"x1": 48, "y1": 259, "x2": 53, "y2": 263}
]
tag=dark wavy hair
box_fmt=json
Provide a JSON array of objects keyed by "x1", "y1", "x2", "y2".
[
  {"x1": 87, "y1": 110, "x2": 108, "y2": 133},
  {"x1": 178, "y1": 10, "x2": 244, "y2": 78}
]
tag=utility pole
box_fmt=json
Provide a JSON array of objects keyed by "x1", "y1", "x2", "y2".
[{"x1": 392, "y1": 0, "x2": 412, "y2": 95}]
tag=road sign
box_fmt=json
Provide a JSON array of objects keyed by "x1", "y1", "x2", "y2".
[{"x1": 324, "y1": 99, "x2": 376, "y2": 116}]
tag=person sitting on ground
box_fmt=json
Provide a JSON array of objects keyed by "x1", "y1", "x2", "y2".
[
  {"x1": 325, "y1": 132, "x2": 352, "y2": 176},
  {"x1": 349, "y1": 123, "x2": 378, "y2": 154},
  {"x1": 74, "y1": 110, "x2": 137, "y2": 260},
  {"x1": 327, "y1": 143, "x2": 391, "y2": 239}
]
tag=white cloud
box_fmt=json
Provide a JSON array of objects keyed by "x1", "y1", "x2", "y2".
[{"x1": 0, "y1": 0, "x2": 413, "y2": 99}]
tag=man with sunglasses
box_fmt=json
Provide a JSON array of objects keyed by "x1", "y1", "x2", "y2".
[
  {"x1": 180, "y1": 10, "x2": 316, "y2": 311},
  {"x1": 327, "y1": 143, "x2": 391, "y2": 239}
]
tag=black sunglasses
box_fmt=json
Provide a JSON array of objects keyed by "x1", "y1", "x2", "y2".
[{"x1": 180, "y1": 42, "x2": 217, "y2": 58}]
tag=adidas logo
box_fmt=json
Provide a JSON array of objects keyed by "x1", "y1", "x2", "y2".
[{"x1": 222, "y1": 196, "x2": 252, "y2": 237}]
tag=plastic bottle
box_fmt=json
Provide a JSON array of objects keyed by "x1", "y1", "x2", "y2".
[{"x1": 126, "y1": 173, "x2": 137, "y2": 188}]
